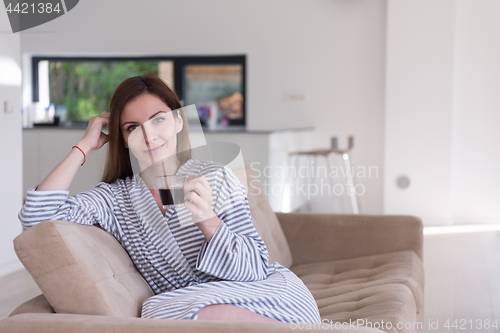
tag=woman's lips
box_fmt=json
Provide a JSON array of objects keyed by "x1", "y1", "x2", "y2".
[{"x1": 144, "y1": 143, "x2": 165, "y2": 155}]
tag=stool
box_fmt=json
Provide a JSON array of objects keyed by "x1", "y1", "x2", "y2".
[{"x1": 280, "y1": 136, "x2": 361, "y2": 214}]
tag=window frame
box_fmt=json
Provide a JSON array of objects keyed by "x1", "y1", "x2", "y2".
[{"x1": 31, "y1": 54, "x2": 246, "y2": 126}]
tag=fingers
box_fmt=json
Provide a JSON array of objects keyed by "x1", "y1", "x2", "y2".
[
  {"x1": 90, "y1": 111, "x2": 110, "y2": 120},
  {"x1": 89, "y1": 112, "x2": 109, "y2": 125},
  {"x1": 98, "y1": 132, "x2": 110, "y2": 148},
  {"x1": 183, "y1": 200, "x2": 203, "y2": 219},
  {"x1": 198, "y1": 176, "x2": 211, "y2": 192},
  {"x1": 100, "y1": 112, "x2": 110, "y2": 121},
  {"x1": 183, "y1": 175, "x2": 215, "y2": 222},
  {"x1": 185, "y1": 190, "x2": 204, "y2": 207},
  {"x1": 184, "y1": 176, "x2": 211, "y2": 197},
  {"x1": 92, "y1": 112, "x2": 110, "y2": 126},
  {"x1": 80, "y1": 112, "x2": 111, "y2": 153},
  {"x1": 186, "y1": 175, "x2": 211, "y2": 193},
  {"x1": 184, "y1": 181, "x2": 212, "y2": 199},
  {"x1": 87, "y1": 113, "x2": 109, "y2": 134},
  {"x1": 184, "y1": 196, "x2": 215, "y2": 223},
  {"x1": 184, "y1": 191, "x2": 209, "y2": 215}
]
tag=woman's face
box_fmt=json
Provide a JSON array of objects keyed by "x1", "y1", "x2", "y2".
[{"x1": 120, "y1": 93, "x2": 183, "y2": 170}]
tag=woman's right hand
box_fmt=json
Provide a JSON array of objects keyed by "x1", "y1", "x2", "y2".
[{"x1": 77, "y1": 112, "x2": 110, "y2": 154}]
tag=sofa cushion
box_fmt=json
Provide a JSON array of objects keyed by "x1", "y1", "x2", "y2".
[
  {"x1": 232, "y1": 167, "x2": 293, "y2": 268},
  {"x1": 9, "y1": 294, "x2": 54, "y2": 317},
  {"x1": 14, "y1": 221, "x2": 154, "y2": 317},
  {"x1": 292, "y1": 250, "x2": 424, "y2": 332}
]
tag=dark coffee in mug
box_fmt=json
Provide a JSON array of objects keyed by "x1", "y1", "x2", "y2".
[{"x1": 159, "y1": 187, "x2": 185, "y2": 207}]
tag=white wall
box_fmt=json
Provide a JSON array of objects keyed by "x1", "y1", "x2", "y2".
[
  {"x1": 452, "y1": 0, "x2": 500, "y2": 224},
  {"x1": 305, "y1": 0, "x2": 387, "y2": 215},
  {"x1": 0, "y1": 11, "x2": 24, "y2": 276},
  {"x1": 385, "y1": 0, "x2": 500, "y2": 226},
  {"x1": 384, "y1": 0, "x2": 455, "y2": 226},
  {"x1": 19, "y1": 0, "x2": 387, "y2": 215}
]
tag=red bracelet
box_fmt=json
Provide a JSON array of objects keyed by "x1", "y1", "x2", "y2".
[{"x1": 72, "y1": 146, "x2": 86, "y2": 166}]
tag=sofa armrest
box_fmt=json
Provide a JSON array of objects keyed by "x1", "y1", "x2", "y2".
[
  {"x1": 9, "y1": 294, "x2": 55, "y2": 317},
  {"x1": 0, "y1": 313, "x2": 385, "y2": 333},
  {"x1": 275, "y1": 213, "x2": 423, "y2": 266}
]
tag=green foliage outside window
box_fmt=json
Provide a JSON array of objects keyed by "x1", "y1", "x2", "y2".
[{"x1": 49, "y1": 61, "x2": 158, "y2": 121}]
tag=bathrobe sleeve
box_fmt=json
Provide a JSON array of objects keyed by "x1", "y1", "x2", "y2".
[
  {"x1": 18, "y1": 182, "x2": 119, "y2": 238},
  {"x1": 195, "y1": 167, "x2": 269, "y2": 282}
]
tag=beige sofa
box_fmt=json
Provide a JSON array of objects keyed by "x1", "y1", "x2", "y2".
[{"x1": 0, "y1": 169, "x2": 424, "y2": 333}]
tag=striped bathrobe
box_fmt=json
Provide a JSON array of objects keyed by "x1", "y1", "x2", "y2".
[{"x1": 18, "y1": 159, "x2": 321, "y2": 323}]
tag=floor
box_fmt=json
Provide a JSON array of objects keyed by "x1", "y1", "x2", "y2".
[
  {"x1": 0, "y1": 266, "x2": 41, "y2": 320},
  {"x1": 1, "y1": 225, "x2": 499, "y2": 333},
  {"x1": 422, "y1": 225, "x2": 500, "y2": 333}
]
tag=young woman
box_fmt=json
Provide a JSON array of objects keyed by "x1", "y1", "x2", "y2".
[{"x1": 18, "y1": 74, "x2": 321, "y2": 323}]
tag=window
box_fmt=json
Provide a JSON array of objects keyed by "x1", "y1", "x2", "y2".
[{"x1": 31, "y1": 55, "x2": 246, "y2": 128}]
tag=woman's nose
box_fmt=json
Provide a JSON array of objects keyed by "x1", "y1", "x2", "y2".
[{"x1": 141, "y1": 123, "x2": 157, "y2": 145}]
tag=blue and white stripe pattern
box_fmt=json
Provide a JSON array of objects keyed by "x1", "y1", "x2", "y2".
[{"x1": 18, "y1": 159, "x2": 321, "y2": 323}]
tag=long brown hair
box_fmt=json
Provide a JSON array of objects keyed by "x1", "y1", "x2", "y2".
[{"x1": 101, "y1": 74, "x2": 191, "y2": 183}]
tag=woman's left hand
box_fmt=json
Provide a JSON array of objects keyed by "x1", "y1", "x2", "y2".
[{"x1": 184, "y1": 175, "x2": 216, "y2": 223}]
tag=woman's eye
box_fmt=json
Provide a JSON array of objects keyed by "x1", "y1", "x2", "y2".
[
  {"x1": 152, "y1": 117, "x2": 165, "y2": 124},
  {"x1": 127, "y1": 124, "x2": 139, "y2": 132}
]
